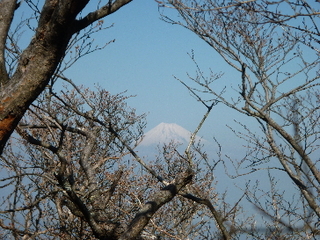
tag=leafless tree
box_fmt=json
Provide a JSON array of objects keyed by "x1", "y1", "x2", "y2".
[
  {"x1": 1, "y1": 78, "x2": 144, "y2": 238},
  {"x1": 1, "y1": 74, "x2": 241, "y2": 239},
  {"x1": 159, "y1": 0, "x2": 320, "y2": 238},
  {"x1": 2, "y1": 67, "x2": 260, "y2": 240},
  {"x1": 1, "y1": 79, "x2": 149, "y2": 238},
  {"x1": 0, "y1": 0, "x2": 133, "y2": 154}
]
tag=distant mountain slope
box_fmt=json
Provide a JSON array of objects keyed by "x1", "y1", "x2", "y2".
[{"x1": 139, "y1": 122, "x2": 205, "y2": 146}]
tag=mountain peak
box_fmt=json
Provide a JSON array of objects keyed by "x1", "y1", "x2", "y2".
[{"x1": 139, "y1": 122, "x2": 203, "y2": 146}]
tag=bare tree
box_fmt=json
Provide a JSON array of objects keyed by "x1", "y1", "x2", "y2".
[
  {"x1": 1, "y1": 78, "x2": 144, "y2": 238},
  {"x1": 159, "y1": 0, "x2": 320, "y2": 238},
  {"x1": 1, "y1": 75, "x2": 234, "y2": 239},
  {"x1": 0, "y1": 0, "x2": 132, "y2": 154}
]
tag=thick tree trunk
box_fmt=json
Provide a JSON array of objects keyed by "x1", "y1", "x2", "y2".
[
  {"x1": 0, "y1": 0, "x2": 86, "y2": 153},
  {"x1": 0, "y1": 0, "x2": 132, "y2": 154}
]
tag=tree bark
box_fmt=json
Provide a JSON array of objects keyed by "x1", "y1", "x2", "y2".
[
  {"x1": 0, "y1": 0, "x2": 132, "y2": 154},
  {"x1": 119, "y1": 169, "x2": 194, "y2": 240},
  {"x1": 0, "y1": 0, "x2": 16, "y2": 86}
]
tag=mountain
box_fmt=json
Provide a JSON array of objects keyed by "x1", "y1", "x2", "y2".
[{"x1": 139, "y1": 122, "x2": 206, "y2": 147}]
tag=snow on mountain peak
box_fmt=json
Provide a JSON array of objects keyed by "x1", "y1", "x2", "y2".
[{"x1": 139, "y1": 122, "x2": 204, "y2": 146}]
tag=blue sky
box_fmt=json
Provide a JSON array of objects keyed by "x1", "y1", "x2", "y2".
[
  {"x1": 10, "y1": 0, "x2": 254, "y2": 166},
  {"x1": 62, "y1": 0, "x2": 245, "y2": 143},
  {"x1": 11, "y1": 1, "x2": 319, "y2": 157},
  {"x1": 14, "y1": 0, "x2": 317, "y2": 163}
]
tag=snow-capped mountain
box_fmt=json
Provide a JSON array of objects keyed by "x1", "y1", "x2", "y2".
[{"x1": 139, "y1": 122, "x2": 205, "y2": 147}]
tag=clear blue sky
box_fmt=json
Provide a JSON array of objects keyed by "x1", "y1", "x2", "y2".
[
  {"x1": 61, "y1": 0, "x2": 250, "y2": 148},
  {"x1": 12, "y1": 0, "x2": 319, "y2": 160},
  {"x1": 10, "y1": 0, "x2": 254, "y2": 169},
  {"x1": 15, "y1": 0, "x2": 315, "y2": 164}
]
